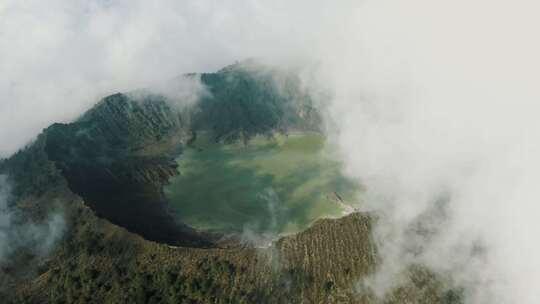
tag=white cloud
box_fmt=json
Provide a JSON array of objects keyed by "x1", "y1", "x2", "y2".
[
  {"x1": 2, "y1": 1, "x2": 540, "y2": 303},
  {"x1": 311, "y1": 1, "x2": 540, "y2": 302}
]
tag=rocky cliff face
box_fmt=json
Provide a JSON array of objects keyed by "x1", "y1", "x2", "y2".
[{"x1": 0, "y1": 62, "x2": 462, "y2": 303}]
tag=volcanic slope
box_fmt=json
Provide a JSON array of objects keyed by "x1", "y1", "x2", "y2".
[{"x1": 0, "y1": 61, "x2": 462, "y2": 303}]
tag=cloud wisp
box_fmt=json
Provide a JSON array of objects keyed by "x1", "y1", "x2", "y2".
[
  {"x1": 0, "y1": 175, "x2": 65, "y2": 263},
  {"x1": 312, "y1": 1, "x2": 540, "y2": 302},
  {"x1": 0, "y1": 0, "x2": 325, "y2": 157},
  {"x1": 2, "y1": 1, "x2": 540, "y2": 303}
]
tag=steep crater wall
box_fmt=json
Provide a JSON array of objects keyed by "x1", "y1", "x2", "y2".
[
  {"x1": 43, "y1": 94, "x2": 214, "y2": 247},
  {"x1": 38, "y1": 62, "x2": 321, "y2": 247}
]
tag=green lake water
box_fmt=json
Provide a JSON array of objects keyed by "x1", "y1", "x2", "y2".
[{"x1": 164, "y1": 132, "x2": 360, "y2": 235}]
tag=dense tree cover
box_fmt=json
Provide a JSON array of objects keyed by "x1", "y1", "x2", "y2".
[{"x1": 1, "y1": 61, "x2": 462, "y2": 303}]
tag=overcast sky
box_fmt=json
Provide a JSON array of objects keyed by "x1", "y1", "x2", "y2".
[{"x1": 2, "y1": 1, "x2": 540, "y2": 303}]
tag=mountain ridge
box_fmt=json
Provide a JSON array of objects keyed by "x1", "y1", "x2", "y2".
[{"x1": 0, "y1": 62, "x2": 462, "y2": 303}]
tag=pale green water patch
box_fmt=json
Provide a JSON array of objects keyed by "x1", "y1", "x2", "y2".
[{"x1": 164, "y1": 132, "x2": 361, "y2": 235}]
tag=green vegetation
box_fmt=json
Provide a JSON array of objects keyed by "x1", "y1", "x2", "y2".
[
  {"x1": 1, "y1": 61, "x2": 463, "y2": 303},
  {"x1": 165, "y1": 132, "x2": 361, "y2": 234},
  {"x1": 194, "y1": 61, "x2": 321, "y2": 142}
]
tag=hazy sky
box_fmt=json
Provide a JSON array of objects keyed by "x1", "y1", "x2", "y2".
[
  {"x1": 2, "y1": 1, "x2": 540, "y2": 303},
  {"x1": 0, "y1": 0, "x2": 337, "y2": 156}
]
